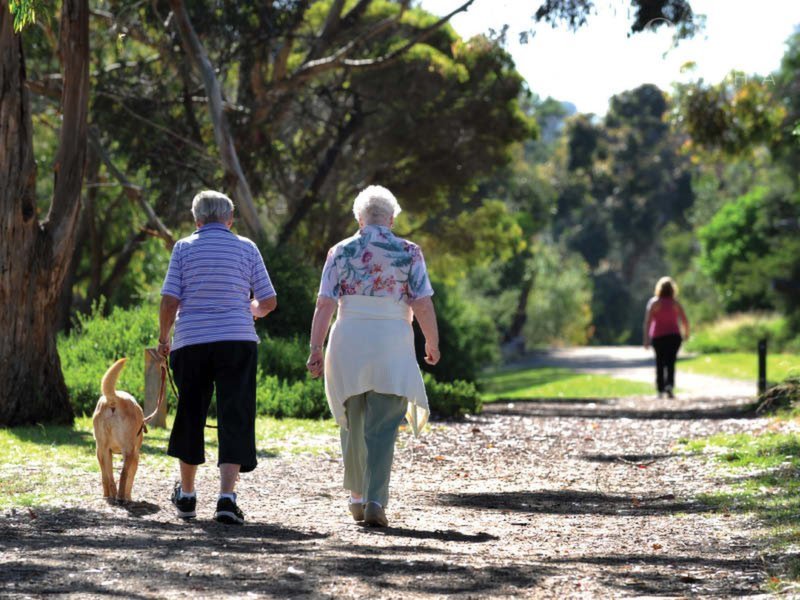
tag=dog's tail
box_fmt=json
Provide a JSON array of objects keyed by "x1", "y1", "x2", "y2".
[{"x1": 101, "y1": 358, "x2": 127, "y2": 406}]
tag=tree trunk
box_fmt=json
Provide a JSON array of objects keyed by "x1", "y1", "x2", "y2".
[{"x1": 0, "y1": 0, "x2": 89, "y2": 425}]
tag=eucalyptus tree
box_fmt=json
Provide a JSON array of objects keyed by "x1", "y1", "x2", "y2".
[{"x1": 0, "y1": 0, "x2": 89, "y2": 425}]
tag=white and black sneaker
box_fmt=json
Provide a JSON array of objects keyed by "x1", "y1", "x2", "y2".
[
  {"x1": 215, "y1": 496, "x2": 245, "y2": 525},
  {"x1": 170, "y1": 482, "x2": 197, "y2": 519}
]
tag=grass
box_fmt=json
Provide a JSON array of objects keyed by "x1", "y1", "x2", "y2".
[
  {"x1": 680, "y1": 430, "x2": 800, "y2": 591},
  {"x1": 680, "y1": 353, "x2": 800, "y2": 383},
  {"x1": 480, "y1": 366, "x2": 653, "y2": 401},
  {"x1": 0, "y1": 415, "x2": 337, "y2": 509}
]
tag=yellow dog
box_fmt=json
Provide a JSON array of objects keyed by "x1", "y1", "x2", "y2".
[{"x1": 92, "y1": 358, "x2": 145, "y2": 503}]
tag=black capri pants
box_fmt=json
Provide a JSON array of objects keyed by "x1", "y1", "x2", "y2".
[{"x1": 167, "y1": 341, "x2": 258, "y2": 473}]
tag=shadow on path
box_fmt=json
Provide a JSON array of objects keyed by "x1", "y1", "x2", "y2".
[
  {"x1": 483, "y1": 398, "x2": 757, "y2": 421},
  {"x1": 438, "y1": 489, "x2": 711, "y2": 516}
]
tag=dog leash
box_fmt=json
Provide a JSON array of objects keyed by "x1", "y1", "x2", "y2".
[
  {"x1": 141, "y1": 349, "x2": 217, "y2": 432},
  {"x1": 141, "y1": 349, "x2": 168, "y2": 431}
]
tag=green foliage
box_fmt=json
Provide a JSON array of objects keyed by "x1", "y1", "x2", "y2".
[
  {"x1": 414, "y1": 279, "x2": 499, "y2": 383},
  {"x1": 684, "y1": 313, "x2": 798, "y2": 354},
  {"x1": 423, "y1": 373, "x2": 482, "y2": 418},
  {"x1": 699, "y1": 185, "x2": 800, "y2": 316},
  {"x1": 699, "y1": 187, "x2": 771, "y2": 310},
  {"x1": 255, "y1": 376, "x2": 328, "y2": 419},
  {"x1": 256, "y1": 243, "x2": 318, "y2": 339},
  {"x1": 523, "y1": 243, "x2": 593, "y2": 347},
  {"x1": 59, "y1": 301, "x2": 160, "y2": 416},
  {"x1": 8, "y1": 0, "x2": 38, "y2": 31},
  {"x1": 258, "y1": 335, "x2": 310, "y2": 383},
  {"x1": 679, "y1": 353, "x2": 800, "y2": 383}
]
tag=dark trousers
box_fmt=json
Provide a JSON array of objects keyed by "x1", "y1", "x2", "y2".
[
  {"x1": 651, "y1": 334, "x2": 682, "y2": 393},
  {"x1": 168, "y1": 341, "x2": 258, "y2": 473}
]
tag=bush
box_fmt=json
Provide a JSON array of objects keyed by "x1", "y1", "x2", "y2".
[
  {"x1": 59, "y1": 301, "x2": 160, "y2": 416},
  {"x1": 259, "y1": 335, "x2": 309, "y2": 383},
  {"x1": 256, "y1": 243, "x2": 319, "y2": 339},
  {"x1": 414, "y1": 279, "x2": 500, "y2": 383},
  {"x1": 255, "y1": 375, "x2": 329, "y2": 419},
  {"x1": 424, "y1": 373, "x2": 482, "y2": 418},
  {"x1": 685, "y1": 313, "x2": 798, "y2": 354}
]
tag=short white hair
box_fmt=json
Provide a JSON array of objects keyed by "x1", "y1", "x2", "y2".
[
  {"x1": 191, "y1": 190, "x2": 234, "y2": 224},
  {"x1": 352, "y1": 185, "x2": 402, "y2": 224}
]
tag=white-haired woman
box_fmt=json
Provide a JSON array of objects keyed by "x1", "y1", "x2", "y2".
[
  {"x1": 306, "y1": 185, "x2": 440, "y2": 527},
  {"x1": 159, "y1": 190, "x2": 277, "y2": 524}
]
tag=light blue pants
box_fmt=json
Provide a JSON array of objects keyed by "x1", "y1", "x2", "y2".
[{"x1": 340, "y1": 391, "x2": 408, "y2": 507}]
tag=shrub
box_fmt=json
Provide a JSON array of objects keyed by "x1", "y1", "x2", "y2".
[
  {"x1": 59, "y1": 301, "x2": 160, "y2": 416},
  {"x1": 424, "y1": 373, "x2": 482, "y2": 418},
  {"x1": 255, "y1": 244, "x2": 319, "y2": 339},
  {"x1": 259, "y1": 335, "x2": 309, "y2": 383},
  {"x1": 414, "y1": 279, "x2": 500, "y2": 383},
  {"x1": 255, "y1": 375, "x2": 328, "y2": 419},
  {"x1": 685, "y1": 313, "x2": 797, "y2": 354}
]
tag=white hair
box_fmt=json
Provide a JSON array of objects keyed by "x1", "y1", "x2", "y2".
[
  {"x1": 191, "y1": 190, "x2": 234, "y2": 224},
  {"x1": 352, "y1": 185, "x2": 402, "y2": 224}
]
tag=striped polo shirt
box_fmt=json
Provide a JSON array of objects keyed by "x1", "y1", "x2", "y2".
[{"x1": 161, "y1": 222, "x2": 276, "y2": 351}]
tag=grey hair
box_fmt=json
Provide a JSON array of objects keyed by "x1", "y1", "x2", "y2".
[
  {"x1": 352, "y1": 185, "x2": 402, "y2": 224},
  {"x1": 191, "y1": 190, "x2": 234, "y2": 224}
]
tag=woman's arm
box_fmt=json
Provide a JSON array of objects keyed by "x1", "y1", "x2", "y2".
[
  {"x1": 306, "y1": 296, "x2": 337, "y2": 378},
  {"x1": 677, "y1": 301, "x2": 690, "y2": 340},
  {"x1": 158, "y1": 294, "x2": 180, "y2": 357},
  {"x1": 250, "y1": 295, "x2": 277, "y2": 319},
  {"x1": 410, "y1": 296, "x2": 440, "y2": 365},
  {"x1": 643, "y1": 299, "x2": 654, "y2": 349}
]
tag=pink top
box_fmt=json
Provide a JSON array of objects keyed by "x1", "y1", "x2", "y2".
[{"x1": 647, "y1": 297, "x2": 681, "y2": 339}]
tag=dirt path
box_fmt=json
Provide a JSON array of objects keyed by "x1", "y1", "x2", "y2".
[
  {"x1": 513, "y1": 346, "x2": 757, "y2": 398},
  {"x1": 0, "y1": 387, "x2": 776, "y2": 597}
]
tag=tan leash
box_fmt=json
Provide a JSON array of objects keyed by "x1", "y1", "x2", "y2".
[
  {"x1": 139, "y1": 349, "x2": 168, "y2": 434},
  {"x1": 140, "y1": 348, "x2": 217, "y2": 432}
]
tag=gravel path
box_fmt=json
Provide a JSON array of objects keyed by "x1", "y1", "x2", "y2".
[{"x1": 0, "y1": 385, "x2": 775, "y2": 598}]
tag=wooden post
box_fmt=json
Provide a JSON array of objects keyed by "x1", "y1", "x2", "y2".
[
  {"x1": 144, "y1": 348, "x2": 167, "y2": 428},
  {"x1": 758, "y1": 338, "x2": 768, "y2": 395}
]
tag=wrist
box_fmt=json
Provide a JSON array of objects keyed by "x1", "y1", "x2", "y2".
[{"x1": 309, "y1": 344, "x2": 324, "y2": 352}]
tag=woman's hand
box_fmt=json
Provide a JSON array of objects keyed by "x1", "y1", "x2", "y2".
[
  {"x1": 251, "y1": 296, "x2": 278, "y2": 320},
  {"x1": 306, "y1": 349, "x2": 324, "y2": 378},
  {"x1": 424, "y1": 341, "x2": 440, "y2": 366}
]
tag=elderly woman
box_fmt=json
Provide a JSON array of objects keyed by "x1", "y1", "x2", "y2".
[
  {"x1": 307, "y1": 185, "x2": 440, "y2": 528},
  {"x1": 159, "y1": 190, "x2": 277, "y2": 524},
  {"x1": 643, "y1": 276, "x2": 690, "y2": 399}
]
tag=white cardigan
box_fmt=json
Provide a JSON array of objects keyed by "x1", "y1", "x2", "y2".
[{"x1": 324, "y1": 295, "x2": 429, "y2": 435}]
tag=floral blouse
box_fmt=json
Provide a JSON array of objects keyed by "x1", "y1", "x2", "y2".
[{"x1": 318, "y1": 225, "x2": 434, "y2": 303}]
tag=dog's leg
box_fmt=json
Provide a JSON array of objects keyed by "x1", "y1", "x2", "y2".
[
  {"x1": 97, "y1": 447, "x2": 116, "y2": 499},
  {"x1": 118, "y1": 451, "x2": 139, "y2": 502}
]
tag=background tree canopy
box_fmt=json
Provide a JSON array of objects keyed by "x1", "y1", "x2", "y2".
[{"x1": 13, "y1": 0, "x2": 800, "y2": 425}]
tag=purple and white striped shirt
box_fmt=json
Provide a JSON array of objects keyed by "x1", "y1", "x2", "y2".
[{"x1": 161, "y1": 222, "x2": 276, "y2": 351}]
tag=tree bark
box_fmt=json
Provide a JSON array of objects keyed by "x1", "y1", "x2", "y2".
[{"x1": 0, "y1": 0, "x2": 89, "y2": 425}]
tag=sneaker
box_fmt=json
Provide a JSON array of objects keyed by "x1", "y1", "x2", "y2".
[
  {"x1": 349, "y1": 499, "x2": 365, "y2": 522},
  {"x1": 170, "y1": 482, "x2": 196, "y2": 519},
  {"x1": 364, "y1": 501, "x2": 388, "y2": 527},
  {"x1": 215, "y1": 496, "x2": 245, "y2": 525},
  {"x1": 665, "y1": 386, "x2": 675, "y2": 399}
]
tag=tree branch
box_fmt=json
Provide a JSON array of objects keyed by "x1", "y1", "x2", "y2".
[
  {"x1": 88, "y1": 127, "x2": 176, "y2": 249},
  {"x1": 278, "y1": 99, "x2": 364, "y2": 246},
  {"x1": 341, "y1": 0, "x2": 477, "y2": 71},
  {"x1": 168, "y1": 0, "x2": 266, "y2": 243}
]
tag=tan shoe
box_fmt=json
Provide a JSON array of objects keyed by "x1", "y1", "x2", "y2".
[
  {"x1": 364, "y1": 501, "x2": 388, "y2": 527},
  {"x1": 349, "y1": 500, "x2": 364, "y2": 521}
]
